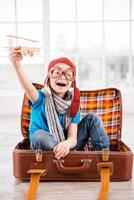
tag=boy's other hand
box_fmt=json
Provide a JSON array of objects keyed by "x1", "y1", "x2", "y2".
[{"x1": 53, "y1": 141, "x2": 70, "y2": 159}]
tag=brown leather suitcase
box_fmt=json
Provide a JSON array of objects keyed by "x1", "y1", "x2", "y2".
[
  {"x1": 13, "y1": 147, "x2": 133, "y2": 181},
  {"x1": 13, "y1": 83, "x2": 133, "y2": 181}
]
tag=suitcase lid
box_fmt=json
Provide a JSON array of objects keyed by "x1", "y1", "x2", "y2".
[{"x1": 21, "y1": 83, "x2": 122, "y2": 149}]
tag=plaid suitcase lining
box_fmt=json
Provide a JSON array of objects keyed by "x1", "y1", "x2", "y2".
[
  {"x1": 80, "y1": 90, "x2": 121, "y2": 138},
  {"x1": 21, "y1": 85, "x2": 122, "y2": 150}
]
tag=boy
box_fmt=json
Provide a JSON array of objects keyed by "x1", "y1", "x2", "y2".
[{"x1": 9, "y1": 46, "x2": 110, "y2": 159}]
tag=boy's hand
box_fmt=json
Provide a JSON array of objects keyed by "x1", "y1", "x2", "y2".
[
  {"x1": 53, "y1": 141, "x2": 71, "y2": 159},
  {"x1": 9, "y1": 46, "x2": 23, "y2": 67}
]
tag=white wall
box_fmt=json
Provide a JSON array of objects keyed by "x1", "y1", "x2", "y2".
[
  {"x1": 0, "y1": 63, "x2": 44, "y2": 115},
  {"x1": 121, "y1": 91, "x2": 134, "y2": 113}
]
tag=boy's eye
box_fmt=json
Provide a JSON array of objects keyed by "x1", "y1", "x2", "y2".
[
  {"x1": 65, "y1": 71, "x2": 74, "y2": 79},
  {"x1": 66, "y1": 72, "x2": 73, "y2": 77},
  {"x1": 52, "y1": 70, "x2": 61, "y2": 76}
]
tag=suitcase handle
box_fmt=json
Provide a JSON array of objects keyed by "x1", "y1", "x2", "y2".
[{"x1": 54, "y1": 159, "x2": 92, "y2": 175}]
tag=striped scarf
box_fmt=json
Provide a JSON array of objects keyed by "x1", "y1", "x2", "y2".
[{"x1": 41, "y1": 87, "x2": 72, "y2": 142}]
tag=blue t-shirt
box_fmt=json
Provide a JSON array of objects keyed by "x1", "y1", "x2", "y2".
[{"x1": 29, "y1": 90, "x2": 80, "y2": 140}]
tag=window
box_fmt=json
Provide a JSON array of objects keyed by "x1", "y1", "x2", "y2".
[
  {"x1": 0, "y1": 0, "x2": 43, "y2": 65},
  {"x1": 49, "y1": 0, "x2": 133, "y2": 90},
  {"x1": 0, "y1": 0, "x2": 133, "y2": 91}
]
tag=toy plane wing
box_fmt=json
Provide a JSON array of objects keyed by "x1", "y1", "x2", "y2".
[{"x1": 6, "y1": 34, "x2": 39, "y2": 43}]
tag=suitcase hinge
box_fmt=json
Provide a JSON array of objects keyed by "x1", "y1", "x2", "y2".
[
  {"x1": 35, "y1": 149, "x2": 43, "y2": 162},
  {"x1": 98, "y1": 149, "x2": 113, "y2": 175}
]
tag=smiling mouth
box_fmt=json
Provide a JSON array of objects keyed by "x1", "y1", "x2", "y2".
[{"x1": 56, "y1": 83, "x2": 66, "y2": 87}]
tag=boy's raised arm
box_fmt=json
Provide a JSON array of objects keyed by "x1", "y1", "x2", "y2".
[{"x1": 9, "y1": 46, "x2": 38, "y2": 102}]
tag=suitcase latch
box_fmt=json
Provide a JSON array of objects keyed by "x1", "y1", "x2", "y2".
[
  {"x1": 35, "y1": 149, "x2": 43, "y2": 162},
  {"x1": 102, "y1": 149, "x2": 110, "y2": 161}
]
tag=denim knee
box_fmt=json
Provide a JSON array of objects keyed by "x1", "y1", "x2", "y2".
[
  {"x1": 31, "y1": 130, "x2": 58, "y2": 150},
  {"x1": 31, "y1": 131, "x2": 46, "y2": 150}
]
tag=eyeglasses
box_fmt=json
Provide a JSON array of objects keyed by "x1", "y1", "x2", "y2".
[{"x1": 49, "y1": 66, "x2": 76, "y2": 81}]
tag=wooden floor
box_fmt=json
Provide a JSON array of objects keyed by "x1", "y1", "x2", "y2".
[{"x1": 0, "y1": 114, "x2": 134, "y2": 200}]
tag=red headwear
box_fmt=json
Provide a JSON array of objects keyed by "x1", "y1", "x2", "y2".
[{"x1": 47, "y1": 57, "x2": 80, "y2": 117}]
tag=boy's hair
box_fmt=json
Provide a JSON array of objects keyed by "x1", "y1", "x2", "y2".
[{"x1": 47, "y1": 57, "x2": 80, "y2": 117}]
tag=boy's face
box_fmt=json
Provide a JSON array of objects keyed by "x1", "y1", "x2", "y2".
[{"x1": 49, "y1": 63, "x2": 75, "y2": 98}]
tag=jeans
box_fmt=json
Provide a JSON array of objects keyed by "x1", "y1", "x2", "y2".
[{"x1": 31, "y1": 113, "x2": 110, "y2": 151}]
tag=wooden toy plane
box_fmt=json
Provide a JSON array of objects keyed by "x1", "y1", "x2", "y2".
[{"x1": 5, "y1": 35, "x2": 40, "y2": 57}]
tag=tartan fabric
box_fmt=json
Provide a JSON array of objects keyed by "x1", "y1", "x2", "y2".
[
  {"x1": 21, "y1": 84, "x2": 122, "y2": 150},
  {"x1": 80, "y1": 89, "x2": 122, "y2": 150}
]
